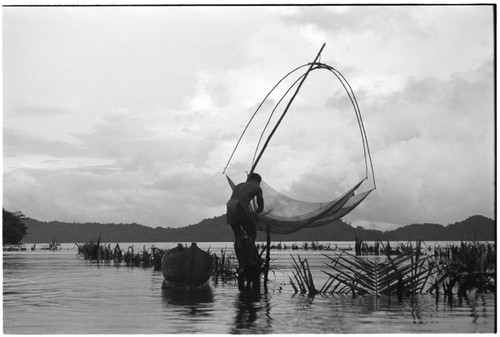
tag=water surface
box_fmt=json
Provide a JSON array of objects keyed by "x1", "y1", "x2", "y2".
[{"x1": 3, "y1": 242, "x2": 495, "y2": 334}]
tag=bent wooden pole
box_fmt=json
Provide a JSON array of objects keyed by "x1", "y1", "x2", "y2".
[{"x1": 250, "y1": 43, "x2": 326, "y2": 174}]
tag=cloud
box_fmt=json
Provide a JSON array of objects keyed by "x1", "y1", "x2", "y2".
[
  {"x1": 345, "y1": 59, "x2": 494, "y2": 227},
  {"x1": 4, "y1": 128, "x2": 80, "y2": 159},
  {"x1": 4, "y1": 103, "x2": 242, "y2": 226}
]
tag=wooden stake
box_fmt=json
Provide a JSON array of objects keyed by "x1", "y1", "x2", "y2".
[{"x1": 264, "y1": 226, "x2": 271, "y2": 291}]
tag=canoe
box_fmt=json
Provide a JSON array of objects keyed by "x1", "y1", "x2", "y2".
[{"x1": 161, "y1": 242, "x2": 213, "y2": 289}]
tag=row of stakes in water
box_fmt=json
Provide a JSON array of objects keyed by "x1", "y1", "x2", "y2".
[
  {"x1": 75, "y1": 241, "x2": 238, "y2": 281},
  {"x1": 76, "y1": 241, "x2": 166, "y2": 270}
]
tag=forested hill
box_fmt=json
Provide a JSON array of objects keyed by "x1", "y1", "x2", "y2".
[{"x1": 20, "y1": 215, "x2": 495, "y2": 244}]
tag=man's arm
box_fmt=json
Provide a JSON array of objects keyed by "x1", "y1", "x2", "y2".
[{"x1": 254, "y1": 188, "x2": 264, "y2": 214}]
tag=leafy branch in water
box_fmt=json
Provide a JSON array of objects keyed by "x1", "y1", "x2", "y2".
[{"x1": 288, "y1": 241, "x2": 495, "y2": 301}]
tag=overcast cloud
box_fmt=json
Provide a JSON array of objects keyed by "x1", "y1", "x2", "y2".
[{"x1": 3, "y1": 5, "x2": 495, "y2": 230}]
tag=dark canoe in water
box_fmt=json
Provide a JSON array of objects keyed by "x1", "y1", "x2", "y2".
[{"x1": 161, "y1": 242, "x2": 213, "y2": 289}]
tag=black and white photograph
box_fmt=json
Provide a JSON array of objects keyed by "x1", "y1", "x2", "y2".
[{"x1": 2, "y1": 2, "x2": 496, "y2": 334}]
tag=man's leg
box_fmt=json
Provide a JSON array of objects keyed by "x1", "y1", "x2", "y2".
[
  {"x1": 230, "y1": 223, "x2": 246, "y2": 269},
  {"x1": 241, "y1": 221, "x2": 257, "y2": 243},
  {"x1": 230, "y1": 223, "x2": 244, "y2": 242}
]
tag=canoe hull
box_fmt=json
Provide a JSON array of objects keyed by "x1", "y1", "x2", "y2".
[{"x1": 161, "y1": 242, "x2": 213, "y2": 289}]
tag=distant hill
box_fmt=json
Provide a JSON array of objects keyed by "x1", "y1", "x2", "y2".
[
  {"x1": 381, "y1": 215, "x2": 496, "y2": 241},
  {"x1": 19, "y1": 214, "x2": 495, "y2": 244}
]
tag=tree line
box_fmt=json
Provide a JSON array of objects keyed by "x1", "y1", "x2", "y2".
[
  {"x1": 3, "y1": 209, "x2": 27, "y2": 245},
  {"x1": 7, "y1": 212, "x2": 495, "y2": 244}
]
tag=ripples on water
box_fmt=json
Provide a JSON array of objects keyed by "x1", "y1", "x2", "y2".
[{"x1": 3, "y1": 242, "x2": 495, "y2": 334}]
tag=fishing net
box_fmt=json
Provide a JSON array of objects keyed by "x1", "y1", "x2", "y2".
[{"x1": 227, "y1": 175, "x2": 372, "y2": 235}]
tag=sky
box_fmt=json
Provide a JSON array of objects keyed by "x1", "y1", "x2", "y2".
[{"x1": 2, "y1": 4, "x2": 495, "y2": 231}]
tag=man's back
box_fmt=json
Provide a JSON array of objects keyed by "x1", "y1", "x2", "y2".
[
  {"x1": 233, "y1": 181, "x2": 259, "y2": 202},
  {"x1": 228, "y1": 180, "x2": 264, "y2": 215}
]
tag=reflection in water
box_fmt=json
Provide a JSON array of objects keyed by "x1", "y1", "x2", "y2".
[
  {"x1": 161, "y1": 285, "x2": 214, "y2": 305},
  {"x1": 409, "y1": 295, "x2": 427, "y2": 324},
  {"x1": 466, "y1": 293, "x2": 489, "y2": 324},
  {"x1": 160, "y1": 284, "x2": 217, "y2": 333},
  {"x1": 231, "y1": 291, "x2": 273, "y2": 334},
  {"x1": 3, "y1": 246, "x2": 496, "y2": 334}
]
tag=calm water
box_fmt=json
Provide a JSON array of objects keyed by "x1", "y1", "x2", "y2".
[{"x1": 3, "y1": 242, "x2": 496, "y2": 334}]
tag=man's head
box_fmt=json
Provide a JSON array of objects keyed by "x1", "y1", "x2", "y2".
[{"x1": 247, "y1": 172, "x2": 262, "y2": 184}]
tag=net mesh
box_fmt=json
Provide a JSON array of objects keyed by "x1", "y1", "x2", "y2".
[{"x1": 227, "y1": 175, "x2": 372, "y2": 235}]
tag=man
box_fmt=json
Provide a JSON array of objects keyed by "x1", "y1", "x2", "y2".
[{"x1": 226, "y1": 173, "x2": 264, "y2": 243}]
